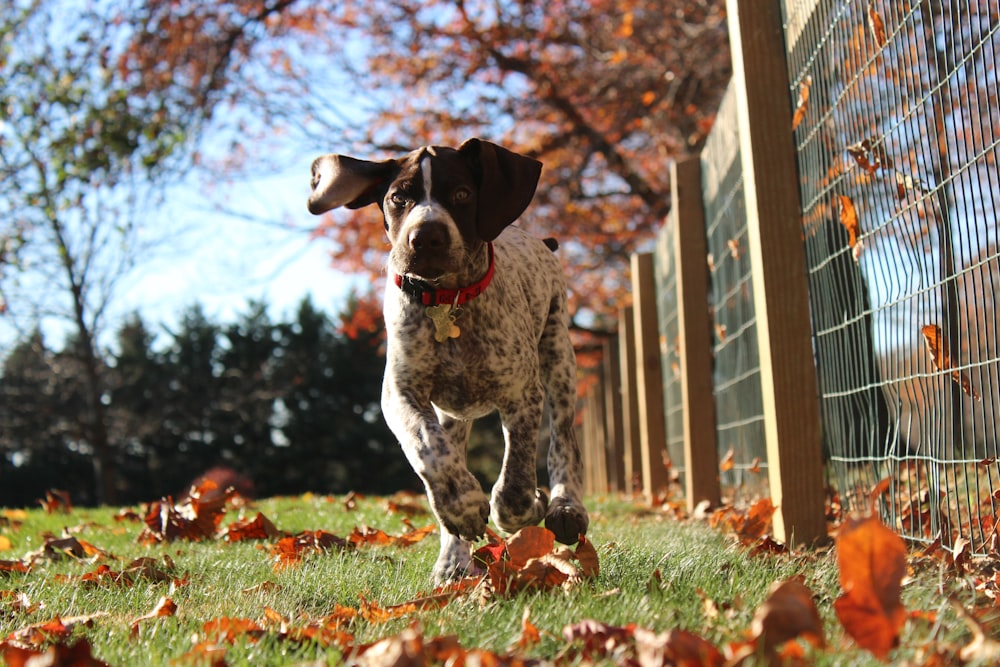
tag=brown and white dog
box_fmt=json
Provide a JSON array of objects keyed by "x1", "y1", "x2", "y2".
[{"x1": 307, "y1": 138, "x2": 588, "y2": 583}]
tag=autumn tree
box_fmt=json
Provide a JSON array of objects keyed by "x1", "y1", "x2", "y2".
[
  {"x1": 119, "y1": 0, "x2": 732, "y2": 333},
  {"x1": 0, "y1": 1, "x2": 192, "y2": 502}
]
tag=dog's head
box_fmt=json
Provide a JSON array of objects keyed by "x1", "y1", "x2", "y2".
[{"x1": 307, "y1": 138, "x2": 541, "y2": 283}]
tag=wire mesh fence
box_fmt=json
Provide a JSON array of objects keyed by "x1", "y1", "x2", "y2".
[
  {"x1": 699, "y1": 87, "x2": 768, "y2": 502},
  {"x1": 785, "y1": 0, "x2": 1000, "y2": 550}
]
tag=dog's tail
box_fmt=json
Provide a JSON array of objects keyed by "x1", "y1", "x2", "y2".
[{"x1": 543, "y1": 237, "x2": 559, "y2": 252}]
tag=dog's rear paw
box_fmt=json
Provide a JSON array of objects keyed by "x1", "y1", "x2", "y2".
[
  {"x1": 544, "y1": 498, "x2": 589, "y2": 545},
  {"x1": 432, "y1": 534, "x2": 481, "y2": 585}
]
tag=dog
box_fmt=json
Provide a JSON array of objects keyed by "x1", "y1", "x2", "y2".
[{"x1": 307, "y1": 138, "x2": 589, "y2": 583}]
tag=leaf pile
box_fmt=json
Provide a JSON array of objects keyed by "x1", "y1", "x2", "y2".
[{"x1": 4, "y1": 487, "x2": 1000, "y2": 665}]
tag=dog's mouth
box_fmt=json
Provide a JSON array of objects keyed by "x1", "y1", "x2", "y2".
[{"x1": 391, "y1": 251, "x2": 459, "y2": 284}]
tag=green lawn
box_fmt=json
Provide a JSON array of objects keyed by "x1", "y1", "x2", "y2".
[{"x1": 0, "y1": 493, "x2": 990, "y2": 665}]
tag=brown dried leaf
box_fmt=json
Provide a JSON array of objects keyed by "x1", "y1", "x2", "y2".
[
  {"x1": 847, "y1": 137, "x2": 892, "y2": 173},
  {"x1": 37, "y1": 489, "x2": 72, "y2": 514},
  {"x1": 867, "y1": 1, "x2": 887, "y2": 47},
  {"x1": 792, "y1": 75, "x2": 812, "y2": 130},
  {"x1": 751, "y1": 577, "x2": 825, "y2": 651},
  {"x1": 223, "y1": 512, "x2": 284, "y2": 542},
  {"x1": 921, "y1": 324, "x2": 980, "y2": 399},
  {"x1": 130, "y1": 596, "x2": 178, "y2": 636},
  {"x1": 951, "y1": 598, "x2": 1000, "y2": 663},
  {"x1": 270, "y1": 530, "x2": 349, "y2": 570},
  {"x1": 834, "y1": 516, "x2": 907, "y2": 658},
  {"x1": 0, "y1": 638, "x2": 110, "y2": 667},
  {"x1": 719, "y1": 447, "x2": 735, "y2": 472},
  {"x1": 836, "y1": 194, "x2": 864, "y2": 263}
]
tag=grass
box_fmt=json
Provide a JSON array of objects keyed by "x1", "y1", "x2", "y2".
[{"x1": 0, "y1": 493, "x2": 987, "y2": 665}]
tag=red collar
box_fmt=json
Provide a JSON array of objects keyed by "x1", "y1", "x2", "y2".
[{"x1": 393, "y1": 243, "x2": 495, "y2": 307}]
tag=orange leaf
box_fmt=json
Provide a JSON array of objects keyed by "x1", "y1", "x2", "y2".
[
  {"x1": 833, "y1": 516, "x2": 907, "y2": 658},
  {"x1": 0, "y1": 639, "x2": 109, "y2": 667},
  {"x1": 719, "y1": 447, "x2": 735, "y2": 472},
  {"x1": 224, "y1": 512, "x2": 284, "y2": 542},
  {"x1": 921, "y1": 324, "x2": 980, "y2": 399},
  {"x1": 739, "y1": 498, "x2": 777, "y2": 541},
  {"x1": 130, "y1": 596, "x2": 178, "y2": 636},
  {"x1": 869, "y1": 477, "x2": 892, "y2": 514},
  {"x1": 867, "y1": 1, "x2": 887, "y2": 47},
  {"x1": 517, "y1": 607, "x2": 541, "y2": 649},
  {"x1": 751, "y1": 577, "x2": 825, "y2": 651},
  {"x1": 575, "y1": 535, "x2": 600, "y2": 578},
  {"x1": 791, "y1": 75, "x2": 812, "y2": 130},
  {"x1": 836, "y1": 194, "x2": 863, "y2": 263},
  {"x1": 505, "y1": 526, "x2": 555, "y2": 570},
  {"x1": 846, "y1": 138, "x2": 892, "y2": 173}
]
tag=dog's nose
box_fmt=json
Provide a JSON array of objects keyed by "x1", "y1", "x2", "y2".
[{"x1": 408, "y1": 222, "x2": 448, "y2": 251}]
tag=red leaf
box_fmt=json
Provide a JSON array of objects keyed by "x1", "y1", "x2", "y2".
[{"x1": 833, "y1": 516, "x2": 907, "y2": 658}]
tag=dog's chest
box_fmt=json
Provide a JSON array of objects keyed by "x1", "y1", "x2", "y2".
[{"x1": 386, "y1": 291, "x2": 541, "y2": 416}]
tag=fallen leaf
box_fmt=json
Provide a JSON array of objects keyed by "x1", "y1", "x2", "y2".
[
  {"x1": 867, "y1": 0, "x2": 887, "y2": 46},
  {"x1": 921, "y1": 324, "x2": 980, "y2": 399},
  {"x1": 751, "y1": 577, "x2": 825, "y2": 651},
  {"x1": 516, "y1": 607, "x2": 541, "y2": 649},
  {"x1": 792, "y1": 75, "x2": 813, "y2": 130},
  {"x1": 834, "y1": 515, "x2": 907, "y2": 659},
  {"x1": 270, "y1": 530, "x2": 349, "y2": 570},
  {"x1": 223, "y1": 512, "x2": 284, "y2": 542},
  {"x1": 951, "y1": 598, "x2": 1000, "y2": 663},
  {"x1": 868, "y1": 477, "x2": 892, "y2": 513},
  {"x1": 505, "y1": 526, "x2": 555, "y2": 570},
  {"x1": 836, "y1": 194, "x2": 864, "y2": 263},
  {"x1": 719, "y1": 447, "x2": 735, "y2": 472},
  {"x1": 38, "y1": 489, "x2": 72, "y2": 514},
  {"x1": 847, "y1": 137, "x2": 892, "y2": 173},
  {"x1": 130, "y1": 596, "x2": 178, "y2": 636},
  {"x1": 739, "y1": 498, "x2": 777, "y2": 541},
  {"x1": 0, "y1": 638, "x2": 110, "y2": 667},
  {"x1": 4, "y1": 613, "x2": 108, "y2": 649}
]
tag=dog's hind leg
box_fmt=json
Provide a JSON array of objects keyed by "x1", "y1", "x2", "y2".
[
  {"x1": 539, "y1": 295, "x2": 589, "y2": 545},
  {"x1": 491, "y1": 385, "x2": 549, "y2": 534}
]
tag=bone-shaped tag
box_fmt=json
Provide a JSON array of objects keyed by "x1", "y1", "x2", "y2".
[{"x1": 425, "y1": 305, "x2": 461, "y2": 342}]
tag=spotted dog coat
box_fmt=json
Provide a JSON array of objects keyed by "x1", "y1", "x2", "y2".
[{"x1": 308, "y1": 138, "x2": 589, "y2": 583}]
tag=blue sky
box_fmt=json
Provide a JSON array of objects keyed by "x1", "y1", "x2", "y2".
[{"x1": 0, "y1": 158, "x2": 366, "y2": 353}]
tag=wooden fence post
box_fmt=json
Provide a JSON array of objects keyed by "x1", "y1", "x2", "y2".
[
  {"x1": 618, "y1": 307, "x2": 643, "y2": 494},
  {"x1": 602, "y1": 337, "x2": 626, "y2": 492},
  {"x1": 726, "y1": 0, "x2": 827, "y2": 545},
  {"x1": 671, "y1": 157, "x2": 723, "y2": 511},
  {"x1": 631, "y1": 253, "x2": 670, "y2": 502}
]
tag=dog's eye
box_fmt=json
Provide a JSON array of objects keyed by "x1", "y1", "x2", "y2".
[
  {"x1": 389, "y1": 192, "x2": 409, "y2": 207},
  {"x1": 453, "y1": 188, "x2": 472, "y2": 204}
]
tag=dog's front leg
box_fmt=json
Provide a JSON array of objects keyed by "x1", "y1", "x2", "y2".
[{"x1": 381, "y1": 380, "x2": 490, "y2": 547}]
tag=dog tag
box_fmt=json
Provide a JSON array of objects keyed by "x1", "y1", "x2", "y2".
[{"x1": 425, "y1": 305, "x2": 461, "y2": 342}]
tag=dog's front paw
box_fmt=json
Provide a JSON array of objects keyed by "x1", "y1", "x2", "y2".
[
  {"x1": 544, "y1": 496, "x2": 589, "y2": 545},
  {"x1": 491, "y1": 486, "x2": 548, "y2": 534},
  {"x1": 430, "y1": 472, "x2": 490, "y2": 542}
]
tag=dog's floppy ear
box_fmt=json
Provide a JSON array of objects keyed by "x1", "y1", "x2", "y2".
[
  {"x1": 308, "y1": 154, "x2": 398, "y2": 215},
  {"x1": 458, "y1": 138, "x2": 542, "y2": 241}
]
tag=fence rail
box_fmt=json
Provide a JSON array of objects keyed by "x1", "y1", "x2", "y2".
[{"x1": 578, "y1": 0, "x2": 1000, "y2": 553}]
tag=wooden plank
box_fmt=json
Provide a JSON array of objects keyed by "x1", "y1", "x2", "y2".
[
  {"x1": 602, "y1": 337, "x2": 626, "y2": 492},
  {"x1": 726, "y1": 0, "x2": 827, "y2": 545},
  {"x1": 631, "y1": 253, "x2": 670, "y2": 502},
  {"x1": 618, "y1": 307, "x2": 642, "y2": 494},
  {"x1": 671, "y1": 157, "x2": 723, "y2": 512}
]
